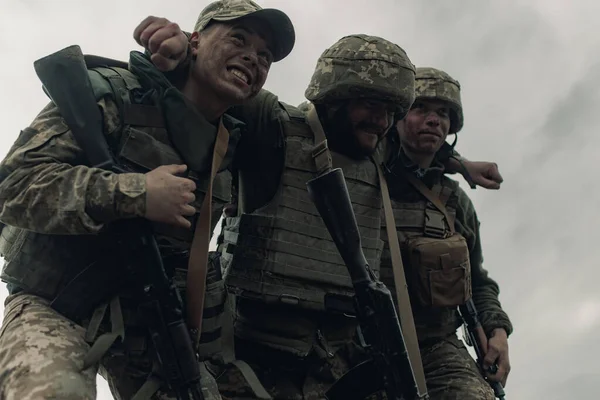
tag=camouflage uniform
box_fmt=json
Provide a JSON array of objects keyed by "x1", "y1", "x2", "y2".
[
  {"x1": 0, "y1": 96, "x2": 226, "y2": 400},
  {"x1": 0, "y1": 1, "x2": 295, "y2": 399},
  {"x1": 206, "y1": 35, "x2": 416, "y2": 400},
  {"x1": 203, "y1": 39, "x2": 507, "y2": 400},
  {"x1": 381, "y1": 68, "x2": 513, "y2": 399}
]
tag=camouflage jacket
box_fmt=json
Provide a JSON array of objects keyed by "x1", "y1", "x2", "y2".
[{"x1": 0, "y1": 98, "x2": 145, "y2": 234}]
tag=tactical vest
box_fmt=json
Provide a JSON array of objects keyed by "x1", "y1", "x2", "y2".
[
  {"x1": 220, "y1": 106, "x2": 384, "y2": 314},
  {"x1": 0, "y1": 66, "x2": 232, "y2": 356},
  {"x1": 378, "y1": 173, "x2": 472, "y2": 341}
]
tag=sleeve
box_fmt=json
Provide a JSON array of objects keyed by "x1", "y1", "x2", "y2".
[
  {"x1": 227, "y1": 88, "x2": 283, "y2": 162},
  {"x1": 226, "y1": 89, "x2": 285, "y2": 213},
  {"x1": 0, "y1": 99, "x2": 146, "y2": 235},
  {"x1": 454, "y1": 186, "x2": 514, "y2": 337},
  {"x1": 437, "y1": 142, "x2": 465, "y2": 175}
]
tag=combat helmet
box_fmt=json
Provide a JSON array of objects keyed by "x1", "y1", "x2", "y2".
[
  {"x1": 304, "y1": 34, "x2": 416, "y2": 119},
  {"x1": 414, "y1": 67, "x2": 464, "y2": 133}
]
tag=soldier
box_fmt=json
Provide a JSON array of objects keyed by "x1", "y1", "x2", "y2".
[
  {"x1": 380, "y1": 67, "x2": 512, "y2": 399},
  {"x1": 136, "y1": 17, "x2": 507, "y2": 399},
  {"x1": 0, "y1": 1, "x2": 295, "y2": 399},
  {"x1": 135, "y1": 18, "x2": 504, "y2": 193}
]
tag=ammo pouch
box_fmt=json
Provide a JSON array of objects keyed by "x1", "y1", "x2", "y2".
[
  {"x1": 406, "y1": 233, "x2": 472, "y2": 307},
  {"x1": 399, "y1": 169, "x2": 473, "y2": 308}
]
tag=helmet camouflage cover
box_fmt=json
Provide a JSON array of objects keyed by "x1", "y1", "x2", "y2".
[
  {"x1": 304, "y1": 34, "x2": 416, "y2": 119},
  {"x1": 414, "y1": 67, "x2": 464, "y2": 133}
]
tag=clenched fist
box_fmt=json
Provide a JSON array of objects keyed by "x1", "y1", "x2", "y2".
[
  {"x1": 133, "y1": 16, "x2": 189, "y2": 72},
  {"x1": 466, "y1": 161, "x2": 504, "y2": 190},
  {"x1": 145, "y1": 164, "x2": 197, "y2": 228}
]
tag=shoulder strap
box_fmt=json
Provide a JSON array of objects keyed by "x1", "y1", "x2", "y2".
[
  {"x1": 187, "y1": 118, "x2": 230, "y2": 345},
  {"x1": 306, "y1": 103, "x2": 333, "y2": 176},
  {"x1": 401, "y1": 170, "x2": 455, "y2": 234},
  {"x1": 375, "y1": 161, "x2": 428, "y2": 398}
]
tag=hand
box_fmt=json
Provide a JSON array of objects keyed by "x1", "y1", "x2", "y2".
[
  {"x1": 463, "y1": 160, "x2": 504, "y2": 190},
  {"x1": 145, "y1": 164, "x2": 196, "y2": 229},
  {"x1": 133, "y1": 16, "x2": 188, "y2": 72},
  {"x1": 483, "y1": 328, "x2": 510, "y2": 387}
]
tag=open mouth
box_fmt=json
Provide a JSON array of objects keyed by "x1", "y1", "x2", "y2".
[{"x1": 227, "y1": 67, "x2": 252, "y2": 85}]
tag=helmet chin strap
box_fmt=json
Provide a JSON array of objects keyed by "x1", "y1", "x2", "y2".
[{"x1": 448, "y1": 132, "x2": 458, "y2": 149}]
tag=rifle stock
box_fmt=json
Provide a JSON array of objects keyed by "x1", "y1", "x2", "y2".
[
  {"x1": 33, "y1": 45, "x2": 203, "y2": 400},
  {"x1": 307, "y1": 168, "x2": 423, "y2": 400}
]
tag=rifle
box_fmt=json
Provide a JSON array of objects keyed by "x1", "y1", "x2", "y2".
[
  {"x1": 306, "y1": 168, "x2": 425, "y2": 400},
  {"x1": 33, "y1": 45, "x2": 204, "y2": 400},
  {"x1": 459, "y1": 299, "x2": 506, "y2": 399}
]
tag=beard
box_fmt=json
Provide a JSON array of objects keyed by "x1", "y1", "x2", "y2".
[{"x1": 319, "y1": 104, "x2": 385, "y2": 160}]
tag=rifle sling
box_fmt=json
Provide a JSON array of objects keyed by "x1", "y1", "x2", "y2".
[
  {"x1": 400, "y1": 169, "x2": 455, "y2": 234},
  {"x1": 306, "y1": 103, "x2": 333, "y2": 176},
  {"x1": 375, "y1": 162, "x2": 428, "y2": 397},
  {"x1": 82, "y1": 296, "x2": 124, "y2": 369},
  {"x1": 187, "y1": 118, "x2": 229, "y2": 346}
]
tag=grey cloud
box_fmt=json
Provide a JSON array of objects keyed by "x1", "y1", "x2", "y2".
[{"x1": 1, "y1": 1, "x2": 598, "y2": 399}]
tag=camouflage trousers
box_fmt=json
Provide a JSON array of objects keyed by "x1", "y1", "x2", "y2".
[
  {"x1": 0, "y1": 293, "x2": 220, "y2": 400},
  {"x1": 420, "y1": 334, "x2": 496, "y2": 400},
  {"x1": 212, "y1": 334, "x2": 495, "y2": 400}
]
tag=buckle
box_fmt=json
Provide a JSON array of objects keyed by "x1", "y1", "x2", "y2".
[
  {"x1": 311, "y1": 140, "x2": 332, "y2": 175},
  {"x1": 424, "y1": 208, "x2": 449, "y2": 238},
  {"x1": 311, "y1": 140, "x2": 329, "y2": 158}
]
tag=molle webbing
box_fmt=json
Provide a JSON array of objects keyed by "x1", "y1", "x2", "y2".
[
  {"x1": 378, "y1": 174, "x2": 464, "y2": 341},
  {"x1": 222, "y1": 109, "x2": 383, "y2": 313},
  {"x1": 378, "y1": 180, "x2": 458, "y2": 290}
]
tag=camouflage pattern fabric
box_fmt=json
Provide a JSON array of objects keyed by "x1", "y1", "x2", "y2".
[
  {"x1": 0, "y1": 293, "x2": 98, "y2": 400},
  {"x1": 0, "y1": 293, "x2": 223, "y2": 400},
  {"x1": 193, "y1": 0, "x2": 295, "y2": 62},
  {"x1": 304, "y1": 34, "x2": 416, "y2": 118},
  {"x1": 0, "y1": 100, "x2": 145, "y2": 235},
  {"x1": 421, "y1": 334, "x2": 495, "y2": 400},
  {"x1": 414, "y1": 67, "x2": 464, "y2": 133}
]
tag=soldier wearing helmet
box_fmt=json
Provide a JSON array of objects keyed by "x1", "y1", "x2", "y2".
[
  {"x1": 382, "y1": 67, "x2": 513, "y2": 399},
  {"x1": 215, "y1": 33, "x2": 418, "y2": 399},
  {"x1": 132, "y1": 17, "x2": 502, "y2": 394}
]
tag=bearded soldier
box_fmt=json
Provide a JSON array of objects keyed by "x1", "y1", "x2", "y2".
[
  {"x1": 134, "y1": 13, "x2": 507, "y2": 396},
  {"x1": 380, "y1": 67, "x2": 512, "y2": 399},
  {"x1": 0, "y1": 1, "x2": 295, "y2": 399}
]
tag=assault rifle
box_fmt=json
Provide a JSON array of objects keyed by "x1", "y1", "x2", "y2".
[
  {"x1": 34, "y1": 45, "x2": 204, "y2": 400},
  {"x1": 306, "y1": 168, "x2": 424, "y2": 400},
  {"x1": 460, "y1": 299, "x2": 507, "y2": 400}
]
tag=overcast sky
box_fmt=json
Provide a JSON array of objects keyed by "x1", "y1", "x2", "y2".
[{"x1": 1, "y1": 0, "x2": 599, "y2": 398}]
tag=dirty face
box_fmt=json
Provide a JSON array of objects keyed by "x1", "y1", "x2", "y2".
[
  {"x1": 397, "y1": 99, "x2": 451, "y2": 155},
  {"x1": 190, "y1": 17, "x2": 274, "y2": 105}
]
